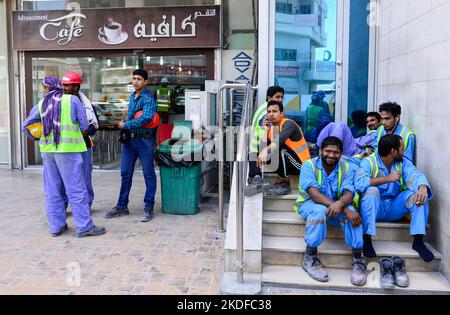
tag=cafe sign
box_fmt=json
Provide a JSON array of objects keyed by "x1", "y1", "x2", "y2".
[{"x1": 12, "y1": 6, "x2": 221, "y2": 50}]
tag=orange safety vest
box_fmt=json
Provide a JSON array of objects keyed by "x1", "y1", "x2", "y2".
[{"x1": 268, "y1": 118, "x2": 311, "y2": 163}]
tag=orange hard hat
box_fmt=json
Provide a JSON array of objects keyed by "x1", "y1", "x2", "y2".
[
  {"x1": 134, "y1": 111, "x2": 160, "y2": 129},
  {"x1": 62, "y1": 72, "x2": 83, "y2": 84}
]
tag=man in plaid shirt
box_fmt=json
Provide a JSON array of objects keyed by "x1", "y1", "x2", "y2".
[{"x1": 105, "y1": 69, "x2": 158, "y2": 222}]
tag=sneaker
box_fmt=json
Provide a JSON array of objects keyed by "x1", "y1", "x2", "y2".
[
  {"x1": 244, "y1": 176, "x2": 271, "y2": 197},
  {"x1": 52, "y1": 223, "x2": 68, "y2": 237},
  {"x1": 266, "y1": 178, "x2": 291, "y2": 196},
  {"x1": 351, "y1": 257, "x2": 367, "y2": 286},
  {"x1": 392, "y1": 256, "x2": 409, "y2": 288},
  {"x1": 141, "y1": 208, "x2": 154, "y2": 222},
  {"x1": 302, "y1": 253, "x2": 329, "y2": 282},
  {"x1": 379, "y1": 257, "x2": 395, "y2": 289},
  {"x1": 104, "y1": 206, "x2": 129, "y2": 219},
  {"x1": 77, "y1": 226, "x2": 106, "y2": 238}
]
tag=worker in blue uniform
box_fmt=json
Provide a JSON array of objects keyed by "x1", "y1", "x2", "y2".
[
  {"x1": 356, "y1": 134, "x2": 433, "y2": 262},
  {"x1": 294, "y1": 136, "x2": 367, "y2": 286},
  {"x1": 22, "y1": 77, "x2": 105, "y2": 238}
]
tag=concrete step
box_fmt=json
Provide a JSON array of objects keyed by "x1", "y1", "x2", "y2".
[
  {"x1": 263, "y1": 210, "x2": 427, "y2": 242},
  {"x1": 262, "y1": 235, "x2": 441, "y2": 272},
  {"x1": 264, "y1": 193, "x2": 298, "y2": 212},
  {"x1": 262, "y1": 265, "x2": 450, "y2": 294}
]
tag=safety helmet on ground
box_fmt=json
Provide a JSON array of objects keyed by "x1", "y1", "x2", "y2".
[
  {"x1": 62, "y1": 72, "x2": 83, "y2": 84},
  {"x1": 26, "y1": 122, "x2": 42, "y2": 139}
]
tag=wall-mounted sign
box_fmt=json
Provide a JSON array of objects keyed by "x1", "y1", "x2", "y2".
[
  {"x1": 12, "y1": 6, "x2": 221, "y2": 50},
  {"x1": 223, "y1": 50, "x2": 254, "y2": 82}
]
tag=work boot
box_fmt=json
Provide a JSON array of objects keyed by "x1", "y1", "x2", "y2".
[
  {"x1": 104, "y1": 206, "x2": 129, "y2": 219},
  {"x1": 302, "y1": 253, "x2": 329, "y2": 282},
  {"x1": 379, "y1": 258, "x2": 395, "y2": 289},
  {"x1": 244, "y1": 176, "x2": 271, "y2": 197},
  {"x1": 77, "y1": 226, "x2": 106, "y2": 238},
  {"x1": 141, "y1": 208, "x2": 154, "y2": 222},
  {"x1": 266, "y1": 178, "x2": 291, "y2": 197},
  {"x1": 52, "y1": 223, "x2": 68, "y2": 237},
  {"x1": 392, "y1": 256, "x2": 409, "y2": 288},
  {"x1": 351, "y1": 257, "x2": 367, "y2": 286}
]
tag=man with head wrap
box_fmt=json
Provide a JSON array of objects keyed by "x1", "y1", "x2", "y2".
[{"x1": 22, "y1": 77, "x2": 106, "y2": 238}]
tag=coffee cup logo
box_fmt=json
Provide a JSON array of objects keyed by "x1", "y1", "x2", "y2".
[{"x1": 98, "y1": 20, "x2": 128, "y2": 44}]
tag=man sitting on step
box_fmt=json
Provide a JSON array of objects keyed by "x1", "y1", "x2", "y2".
[
  {"x1": 355, "y1": 134, "x2": 434, "y2": 262},
  {"x1": 294, "y1": 136, "x2": 367, "y2": 286},
  {"x1": 257, "y1": 101, "x2": 311, "y2": 196}
]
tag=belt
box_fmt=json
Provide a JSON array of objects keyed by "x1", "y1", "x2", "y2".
[{"x1": 129, "y1": 132, "x2": 152, "y2": 138}]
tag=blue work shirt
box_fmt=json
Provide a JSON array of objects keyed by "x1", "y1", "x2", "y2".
[
  {"x1": 124, "y1": 89, "x2": 157, "y2": 137},
  {"x1": 22, "y1": 96, "x2": 88, "y2": 140},
  {"x1": 300, "y1": 157, "x2": 356, "y2": 201},
  {"x1": 355, "y1": 153, "x2": 432, "y2": 201},
  {"x1": 372, "y1": 123, "x2": 416, "y2": 163}
]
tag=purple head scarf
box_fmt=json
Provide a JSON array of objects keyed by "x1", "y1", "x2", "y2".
[{"x1": 41, "y1": 76, "x2": 64, "y2": 146}]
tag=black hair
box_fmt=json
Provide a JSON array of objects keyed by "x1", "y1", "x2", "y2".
[
  {"x1": 266, "y1": 86, "x2": 285, "y2": 100},
  {"x1": 321, "y1": 136, "x2": 343, "y2": 153},
  {"x1": 379, "y1": 102, "x2": 401, "y2": 117},
  {"x1": 378, "y1": 134, "x2": 402, "y2": 157},
  {"x1": 133, "y1": 69, "x2": 148, "y2": 81},
  {"x1": 366, "y1": 112, "x2": 381, "y2": 121},
  {"x1": 351, "y1": 110, "x2": 368, "y2": 129},
  {"x1": 267, "y1": 100, "x2": 283, "y2": 112}
]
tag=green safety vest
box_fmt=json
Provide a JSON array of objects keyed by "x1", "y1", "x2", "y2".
[
  {"x1": 294, "y1": 157, "x2": 359, "y2": 212},
  {"x1": 38, "y1": 95, "x2": 87, "y2": 153},
  {"x1": 157, "y1": 87, "x2": 171, "y2": 112},
  {"x1": 366, "y1": 154, "x2": 408, "y2": 192},
  {"x1": 377, "y1": 125, "x2": 414, "y2": 151},
  {"x1": 250, "y1": 102, "x2": 268, "y2": 154}
]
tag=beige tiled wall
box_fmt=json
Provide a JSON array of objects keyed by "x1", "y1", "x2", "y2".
[{"x1": 376, "y1": 0, "x2": 450, "y2": 278}]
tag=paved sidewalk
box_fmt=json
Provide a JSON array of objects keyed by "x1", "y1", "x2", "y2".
[{"x1": 0, "y1": 169, "x2": 225, "y2": 295}]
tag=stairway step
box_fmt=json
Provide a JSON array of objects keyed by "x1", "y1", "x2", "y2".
[
  {"x1": 263, "y1": 211, "x2": 427, "y2": 242},
  {"x1": 262, "y1": 265, "x2": 450, "y2": 294},
  {"x1": 264, "y1": 194, "x2": 298, "y2": 212},
  {"x1": 262, "y1": 236, "x2": 441, "y2": 272}
]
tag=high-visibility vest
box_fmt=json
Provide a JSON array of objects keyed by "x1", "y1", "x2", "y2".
[
  {"x1": 38, "y1": 95, "x2": 87, "y2": 153},
  {"x1": 268, "y1": 118, "x2": 311, "y2": 163},
  {"x1": 157, "y1": 87, "x2": 171, "y2": 112},
  {"x1": 365, "y1": 154, "x2": 408, "y2": 192},
  {"x1": 294, "y1": 157, "x2": 358, "y2": 212},
  {"x1": 377, "y1": 125, "x2": 414, "y2": 151},
  {"x1": 250, "y1": 102, "x2": 268, "y2": 154}
]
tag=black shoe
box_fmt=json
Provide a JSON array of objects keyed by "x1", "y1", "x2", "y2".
[
  {"x1": 104, "y1": 206, "x2": 129, "y2": 219},
  {"x1": 77, "y1": 226, "x2": 106, "y2": 238},
  {"x1": 379, "y1": 257, "x2": 395, "y2": 289},
  {"x1": 52, "y1": 223, "x2": 68, "y2": 237},
  {"x1": 141, "y1": 208, "x2": 154, "y2": 222}
]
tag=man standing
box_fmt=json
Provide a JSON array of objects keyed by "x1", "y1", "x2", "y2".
[
  {"x1": 356, "y1": 134, "x2": 433, "y2": 262},
  {"x1": 245, "y1": 86, "x2": 284, "y2": 196},
  {"x1": 294, "y1": 137, "x2": 366, "y2": 286},
  {"x1": 373, "y1": 102, "x2": 415, "y2": 163},
  {"x1": 105, "y1": 69, "x2": 157, "y2": 222},
  {"x1": 257, "y1": 101, "x2": 310, "y2": 196},
  {"x1": 22, "y1": 77, "x2": 105, "y2": 238},
  {"x1": 62, "y1": 72, "x2": 98, "y2": 208},
  {"x1": 156, "y1": 77, "x2": 171, "y2": 124}
]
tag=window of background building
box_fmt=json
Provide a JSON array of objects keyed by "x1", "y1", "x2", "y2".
[{"x1": 0, "y1": 0, "x2": 9, "y2": 164}]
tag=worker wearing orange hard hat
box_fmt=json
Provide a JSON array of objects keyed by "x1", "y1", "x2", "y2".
[{"x1": 62, "y1": 71, "x2": 99, "y2": 209}]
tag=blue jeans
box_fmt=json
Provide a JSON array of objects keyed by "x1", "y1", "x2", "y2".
[{"x1": 117, "y1": 137, "x2": 157, "y2": 210}]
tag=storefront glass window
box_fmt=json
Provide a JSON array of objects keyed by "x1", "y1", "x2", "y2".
[
  {"x1": 0, "y1": 0, "x2": 10, "y2": 164},
  {"x1": 28, "y1": 53, "x2": 208, "y2": 169},
  {"x1": 274, "y1": 0, "x2": 337, "y2": 143}
]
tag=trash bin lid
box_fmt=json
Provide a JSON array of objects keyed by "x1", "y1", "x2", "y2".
[{"x1": 157, "y1": 138, "x2": 203, "y2": 154}]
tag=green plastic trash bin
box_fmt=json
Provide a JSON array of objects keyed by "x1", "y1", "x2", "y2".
[{"x1": 157, "y1": 138, "x2": 203, "y2": 215}]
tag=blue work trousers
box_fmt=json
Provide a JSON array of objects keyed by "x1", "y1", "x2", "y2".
[
  {"x1": 298, "y1": 199, "x2": 363, "y2": 250},
  {"x1": 42, "y1": 153, "x2": 94, "y2": 234},
  {"x1": 117, "y1": 137, "x2": 156, "y2": 209},
  {"x1": 360, "y1": 187, "x2": 428, "y2": 236}
]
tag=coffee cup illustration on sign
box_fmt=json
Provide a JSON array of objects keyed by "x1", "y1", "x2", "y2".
[{"x1": 98, "y1": 21, "x2": 128, "y2": 45}]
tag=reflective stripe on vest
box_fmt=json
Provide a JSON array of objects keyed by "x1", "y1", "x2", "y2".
[
  {"x1": 250, "y1": 103, "x2": 268, "y2": 153},
  {"x1": 38, "y1": 95, "x2": 87, "y2": 153},
  {"x1": 268, "y1": 118, "x2": 311, "y2": 163},
  {"x1": 366, "y1": 154, "x2": 407, "y2": 191}
]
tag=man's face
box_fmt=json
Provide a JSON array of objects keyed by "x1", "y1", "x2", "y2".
[
  {"x1": 366, "y1": 115, "x2": 381, "y2": 130},
  {"x1": 267, "y1": 105, "x2": 283, "y2": 124},
  {"x1": 321, "y1": 145, "x2": 342, "y2": 168},
  {"x1": 380, "y1": 111, "x2": 399, "y2": 132},
  {"x1": 393, "y1": 139, "x2": 405, "y2": 163},
  {"x1": 132, "y1": 75, "x2": 147, "y2": 92},
  {"x1": 42, "y1": 84, "x2": 49, "y2": 95},
  {"x1": 63, "y1": 84, "x2": 76, "y2": 95},
  {"x1": 268, "y1": 92, "x2": 284, "y2": 103}
]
